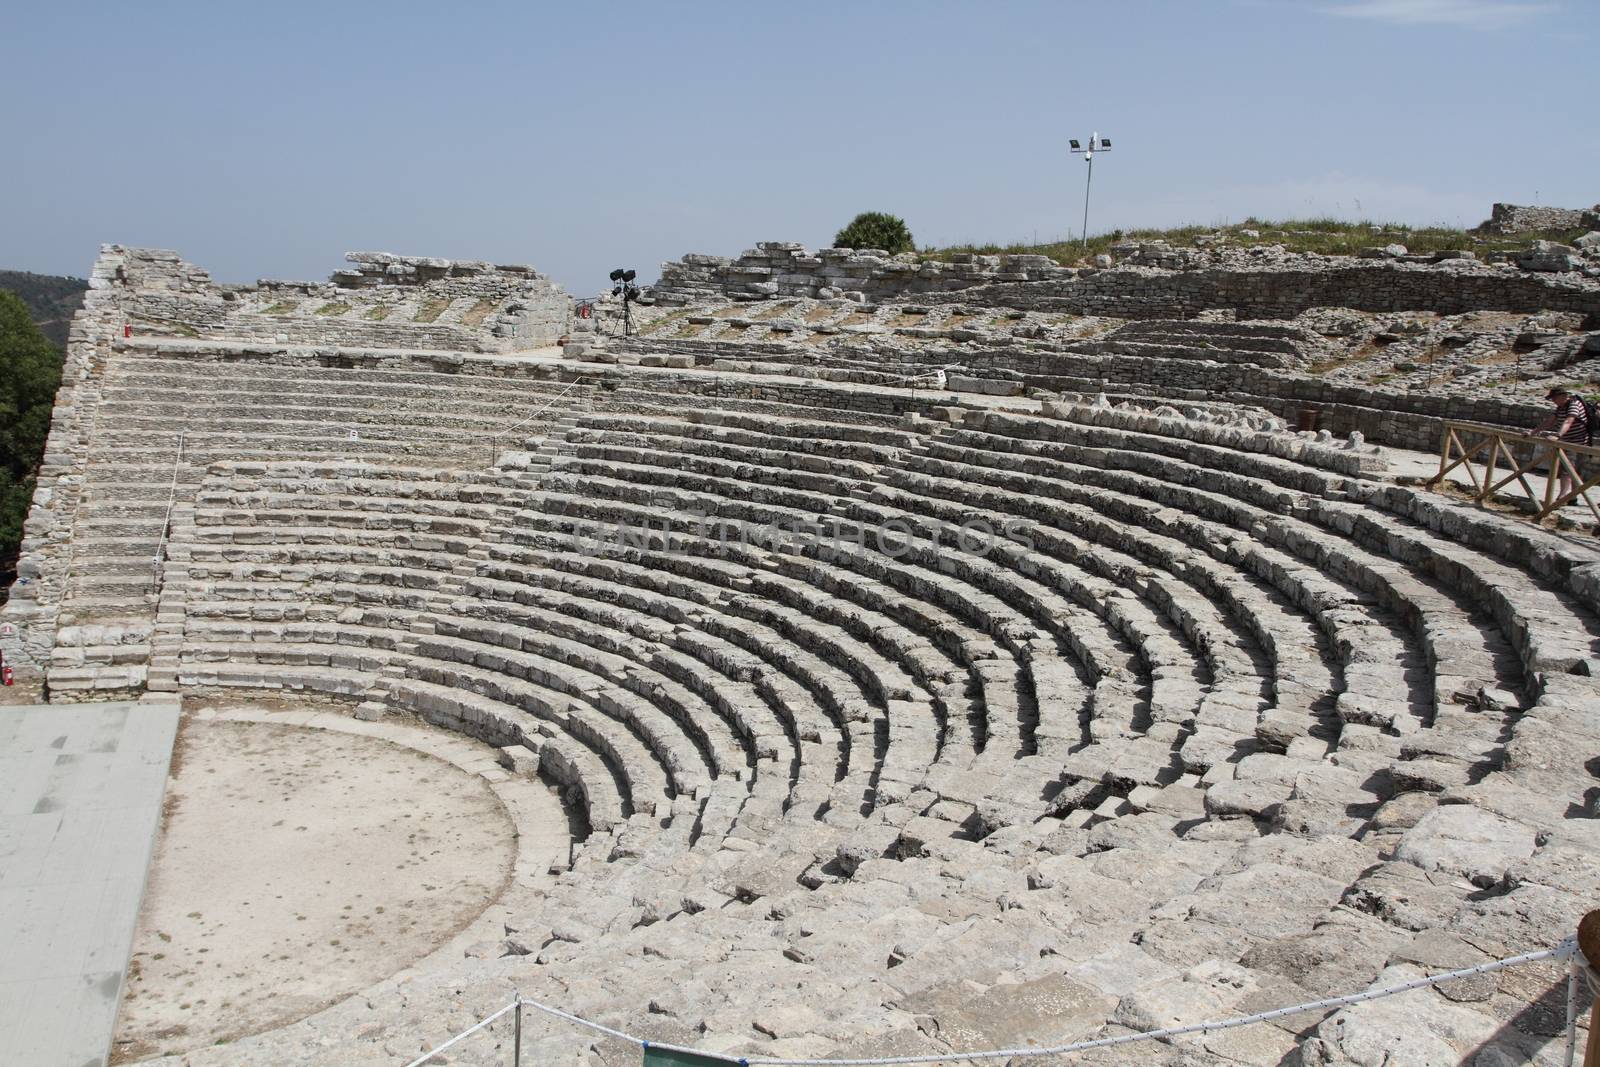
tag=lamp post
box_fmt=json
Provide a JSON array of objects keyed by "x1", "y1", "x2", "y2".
[{"x1": 1068, "y1": 132, "x2": 1113, "y2": 251}]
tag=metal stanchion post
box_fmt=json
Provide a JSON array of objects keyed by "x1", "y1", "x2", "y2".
[{"x1": 514, "y1": 998, "x2": 523, "y2": 1067}]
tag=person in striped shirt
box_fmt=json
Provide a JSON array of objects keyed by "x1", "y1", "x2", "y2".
[{"x1": 1532, "y1": 386, "x2": 1590, "y2": 502}]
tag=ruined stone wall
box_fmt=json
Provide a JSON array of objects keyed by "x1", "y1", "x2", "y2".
[
  {"x1": 115, "y1": 247, "x2": 232, "y2": 331},
  {"x1": 0, "y1": 245, "x2": 136, "y2": 677},
  {"x1": 1482, "y1": 202, "x2": 1600, "y2": 235},
  {"x1": 655, "y1": 243, "x2": 1071, "y2": 304},
  {"x1": 926, "y1": 261, "x2": 1600, "y2": 323},
  {"x1": 322, "y1": 252, "x2": 571, "y2": 350},
  {"x1": 107, "y1": 247, "x2": 571, "y2": 352},
  {"x1": 656, "y1": 241, "x2": 1600, "y2": 324}
]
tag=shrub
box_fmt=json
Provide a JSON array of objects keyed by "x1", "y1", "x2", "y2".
[{"x1": 833, "y1": 212, "x2": 915, "y2": 254}]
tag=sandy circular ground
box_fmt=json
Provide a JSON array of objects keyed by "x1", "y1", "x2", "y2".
[{"x1": 112, "y1": 716, "x2": 518, "y2": 1062}]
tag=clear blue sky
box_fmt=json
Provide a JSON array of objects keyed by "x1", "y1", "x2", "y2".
[{"x1": 5, "y1": 0, "x2": 1593, "y2": 294}]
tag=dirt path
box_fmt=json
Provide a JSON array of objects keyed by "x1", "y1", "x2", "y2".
[{"x1": 112, "y1": 715, "x2": 517, "y2": 1062}]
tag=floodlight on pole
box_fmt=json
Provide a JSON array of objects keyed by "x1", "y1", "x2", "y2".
[
  {"x1": 1068, "y1": 130, "x2": 1113, "y2": 252},
  {"x1": 609, "y1": 267, "x2": 643, "y2": 338}
]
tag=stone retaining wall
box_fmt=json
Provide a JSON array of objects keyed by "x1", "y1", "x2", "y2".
[
  {"x1": 654, "y1": 241, "x2": 1600, "y2": 324},
  {"x1": 1482, "y1": 202, "x2": 1600, "y2": 235},
  {"x1": 116, "y1": 247, "x2": 232, "y2": 332},
  {"x1": 111, "y1": 246, "x2": 571, "y2": 352},
  {"x1": 185, "y1": 314, "x2": 485, "y2": 352},
  {"x1": 927, "y1": 261, "x2": 1600, "y2": 324},
  {"x1": 655, "y1": 243, "x2": 1072, "y2": 304},
  {"x1": 0, "y1": 245, "x2": 138, "y2": 679}
]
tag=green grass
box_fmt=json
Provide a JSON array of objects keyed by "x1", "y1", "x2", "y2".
[
  {"x1": 459, "y1": 297, "x2": 500, "y2": 328},
  {"x1": 262, "y1": 300, "x2": 299, "y2": 316},
  {"x1": 413, "y1": 298, "x2": 451, "y2": 324},
  {"x1": 130, "y1": 314, "x2": 199, "y2": 338},
  {"x1": 638, "y1": 307, "x2": 694, "y2": 336},
  {"x1": 920, "y1": 217, "x2": 1589, "y2": 268},
  {"x1": 364, "y1": 305, "x2": 391, "y2": 321},
  {"x1": 314, "y1": 301, "x2": 351, "y2": 316}
]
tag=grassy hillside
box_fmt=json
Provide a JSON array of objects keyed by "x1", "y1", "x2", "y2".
[
  {"x1": 0, "y1": 270, "x2": 88, "y2": 349},
  {"x1": 922, "y1": 217, "x2": 1588, "y2": 267}
]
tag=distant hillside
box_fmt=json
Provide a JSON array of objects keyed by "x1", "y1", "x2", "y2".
[{"x1": 0, "y1": 270, "x2": 88, "y2": 349}]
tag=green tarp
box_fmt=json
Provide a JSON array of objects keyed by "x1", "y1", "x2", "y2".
[{"x1": 642, "y1": 1043, "x2": 741, "y2": 1067}]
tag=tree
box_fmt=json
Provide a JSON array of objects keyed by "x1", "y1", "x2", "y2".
[
  {"x1": 0, "y1": 290, "x2": 64, "y2": 596},
  {"x1": 833, "y1": 212, "x2": 915, "y2": 255}
]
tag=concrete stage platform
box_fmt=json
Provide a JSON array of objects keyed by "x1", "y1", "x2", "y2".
[{"x1": 0, "y1": 700, "x2": 180, "y2": 1067}]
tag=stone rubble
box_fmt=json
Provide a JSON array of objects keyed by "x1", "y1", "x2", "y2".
[{"x1": 1480, "y1": 202, "x2": 1600, "y2": 235}]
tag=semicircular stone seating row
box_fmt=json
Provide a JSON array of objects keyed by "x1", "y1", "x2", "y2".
[
  {"x1": 48, "y1": 349, "x2": 589, "y2": 692},
  {"x1": 168, "y1": 393, "x2": 1600, "y2": 1059}
]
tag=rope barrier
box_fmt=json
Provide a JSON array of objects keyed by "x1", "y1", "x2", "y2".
[
  {"x1": 1565, "y1": 956, "x2": 1583, "y2": 1067},
  {"x1": 739, "y1": 939, "x2": 1579, "y2": 1066},
  {"x1": 488, "y1": 377, "x2": 598, "y2": 461},
  {"x1": 1566, "y1": 959, "x2": 1600, "y2": 1067},
  {"x1": 400, "y1": 937, "x2": 1584, "y2": 1067},
  {"x1": 150, "y1": 431, "x2": 186, "y2": 593},
  {"x1": 401, "y1": 999, "x2": 521, "y2": 1067},
  {"x1": 518, "y1": 997, "x2": 642, "y2": 1045}
]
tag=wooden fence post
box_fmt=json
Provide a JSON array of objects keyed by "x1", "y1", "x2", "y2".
[{"x1": 1433, "y1": 424, "x2": 1453, "y2": 485}]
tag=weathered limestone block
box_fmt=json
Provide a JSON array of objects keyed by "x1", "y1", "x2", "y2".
[
  {"x1": 497, "y1": 742, "x2": 542, "y2": 776},
  {"x1": 1304, "y1": 963, "x2": 1505, "y2": 1067},
  {"x1": 1203, "y1": 776, "x2": 1289, "y2": 818},
  {"x1": 1112, "y1": 959, "x2": 1258, "y2": 1033},
  {"x1": 1394, "y1": 805, "x2": 1536, "y2": 887},
  {"x1": 1518, "y1": 241, "x2": 1582, "y2": 273},
  {"x1": 896, "y1": 973, "x2": 1111, "y2": 1049}
]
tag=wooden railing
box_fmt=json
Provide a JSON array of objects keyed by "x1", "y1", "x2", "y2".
[{"x1": 1428, "y1": 419, "x2": 1600, "y2": 526}]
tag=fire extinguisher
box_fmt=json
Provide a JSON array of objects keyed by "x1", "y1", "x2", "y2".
[
  {"x1": 1, "y1": 665, "x2": 12, "y2": 686},
  {"x1": 578, "y1": 303, "x2": 592, "y2": 320},
  {"x1": 124, "y1": 323, "x2": 132, "y2": 338}
]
